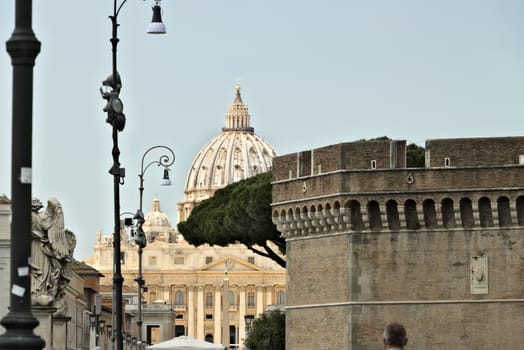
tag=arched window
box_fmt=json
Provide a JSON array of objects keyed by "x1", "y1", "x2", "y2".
[
  {"x1": 478, "y1": 197, "x2": 493, "y2": 227},
  {"x1": 517, "y1": 196, "x2": 524, "y2": 225},
  {"x1": 205, "y1": 334, "x2": 214, "y2": 343},
  {"x1": 459, "y1": 198, "x2": 474, "y2": 228},
  {"x1": 247, "y1": 292, "x2": 255, "y2": 307},
  {"x1": 276, "y1": 291, "x2": 286, "y2": 305},
  {"x1": 404, "y1": 199, "x2": 420, "y2": 230},
  {"x1": 441, "y1": 198, "x2": 455, "y2": 229},
  {"x1": 423, "y1": 199, "x2": 437, "y2": 229},
  {"x1": 497, "y1": 196, "x2": 512, "y2": 227},
  {"x1": 229, "y1": 291, "x2": 236, "y2": 307},
  {"x1": 175, "y1": 290, "x2": 184, "y2": 306},
  {"x1": 367, "y1": 200, "x2": 382, "y2": 231},
  {"x1": 386, "y1": 200, "x2": 400, "y2": 230},
  {"x1": 346, "y1": 200, "x2": 363, "y2": 230}
]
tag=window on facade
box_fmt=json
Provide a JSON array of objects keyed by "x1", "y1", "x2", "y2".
[
  {"x1": 149, "y1": 256, "x2": 157, "y2": 266},
  {"x1": 205, "y1": 314, "x2": 213, "y2": 320},
  {"x1": 205, "y1": 256, "x2": 213, "y2": 264},
  {"x1": 206, "y1": 293, "x2": 213, "y2": 308},
  {"x1": 277, "y1": 291, "x2": 285, "y2": 305},
  {"x1": 120, "y1": 252, "x2": 125, "y2": 264},
  {"x1": 247, "y1": 292, "x2": 255, "y2": 307},
  {"x1": 173, "y1": 256, "x2": 184, "y2": 265},
  {"x1": 371, "y1": 160, "x2": 377, "y2": 169},
  {"x1": 228, "y1": 291, "x2": 236, "y2": 307},
  {"x1": 444, "y1": 157, "x2": 451, "y2": 167},
  {"x1": 247, "y1": 257, "x2": 255, "y2": 264},
  {"x1": 175, "y1": 290, "x2": 184, "y2": 306}
]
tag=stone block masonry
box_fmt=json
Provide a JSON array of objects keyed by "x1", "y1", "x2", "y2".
[{"x1": 272, "y1": 136, "x2": 524, "y2": 350}]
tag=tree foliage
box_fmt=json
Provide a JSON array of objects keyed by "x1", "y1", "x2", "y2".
[
  {"x1": 245, "y1": 310, "x2": 285, "y2": 350},
  {"x1": 178, "y1": 172, "x2": 286, "y2": 268},
  {"x1": 406, "y1": 143, "x2": 425, "y2": 167}
]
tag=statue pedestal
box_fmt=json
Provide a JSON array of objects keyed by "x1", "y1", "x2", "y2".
[
  {"x1": 53, "y1": 315, "x2": 71, "y2": 350},
  {"x1": 32, "y1": 305, "x2": 57, "y2": 350}
]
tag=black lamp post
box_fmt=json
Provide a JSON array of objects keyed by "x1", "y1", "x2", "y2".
[
  {"x1": 244, "y1": 315, "x2": 254, "y2": 335},
  {"x1": 134, "y1": 145, "x2": 175, "y2": 350},
  {"x1": 107, "y1": 324, "x2": 113, "y2": 350},
  {"x1": 101, "y1": 2, "x2": 166, "y2": 350},
  {"x1": 0, "y1": 1, "x2": 44, "y2": 349}
]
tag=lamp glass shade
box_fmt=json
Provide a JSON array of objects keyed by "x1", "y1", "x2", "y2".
[
  {"x1": 244, "y1": 314, "x2": 254, "y2": 326},
  {"x1": 160, "y1": 168, "x2": 172, "y2": 186},
  {"x1": 89, "y1": 315, "x2": 97, "y2": 326},
  {"x1": 147, "y1": 5, "x2": 166, "y2": 34}
]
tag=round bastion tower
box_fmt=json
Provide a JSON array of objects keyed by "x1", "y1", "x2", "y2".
[{"x1": 177, "y1": 85, "x2": 277, "y2": 223}]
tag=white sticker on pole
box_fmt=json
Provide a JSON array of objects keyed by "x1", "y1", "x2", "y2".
[
  {"x1": 18, "y1": 266, "x2": 29, "y2": 277},
  {"x1": 11, "y1": 284, "x2": 25, "y2": 297},
  {"x1": 20, "y1": 167, "x2": 32, "y2": 184}
]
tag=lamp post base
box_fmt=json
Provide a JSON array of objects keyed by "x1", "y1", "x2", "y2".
[{"x1": 0, "y1": 312, "x2": 45, "y2": 350}]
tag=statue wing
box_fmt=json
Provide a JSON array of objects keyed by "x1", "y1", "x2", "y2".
[{"x1": 46, "y1": 198, "x2": 69, "y2": 259}]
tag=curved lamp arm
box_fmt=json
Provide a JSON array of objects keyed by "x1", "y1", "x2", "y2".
[{"x1": 138, "y1": 145, "x2": 176, "y2": 212}]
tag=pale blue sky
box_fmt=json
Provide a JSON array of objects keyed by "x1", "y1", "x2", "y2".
[{"x1": 1, "y1": 0, "x2": 524, "y2": 260}]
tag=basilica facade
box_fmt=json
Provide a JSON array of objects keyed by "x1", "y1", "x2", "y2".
[{"x1": 85, "y1": 86, "x2": 285, "y2": 348}]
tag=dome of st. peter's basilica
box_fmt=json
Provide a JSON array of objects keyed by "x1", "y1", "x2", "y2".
[{"x1": 177, "y1": 85, "x2": 277, "y2": 222}]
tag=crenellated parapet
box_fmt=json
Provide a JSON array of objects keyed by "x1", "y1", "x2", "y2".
[{"x1": 272, "y1": 137, "x2": 524, "y2": 239}]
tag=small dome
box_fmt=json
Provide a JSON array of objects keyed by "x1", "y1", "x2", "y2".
[
  {"x1": 177, "y1": 86, "x2": 276, "y2": 222},
  {"x1": 144, "y1": 197, "x2": 172, "y2": 228}
]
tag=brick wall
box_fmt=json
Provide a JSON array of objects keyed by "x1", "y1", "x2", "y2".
[
  {"x1": 272, "y1": 140, "x2": 406, "y2": 182},
  {"x1": 273, "y1": 137, "x2": 524, "y2": 350},
  {"x1": 426, "y1": 136, "x2": 524, "y2": 167}
]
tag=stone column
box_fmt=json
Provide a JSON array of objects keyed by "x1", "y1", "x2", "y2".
[
  {"x1": 222, "y1": 276, "x2": 230, "y2": 348},
  {"x1": 238, "y1": 285, "x2": 246, "y2": 348},
  {"x1": 214, "y1": 286, "x2": 222, "y2": 345},
  {"x1": 188, "y1": 286, "x2": 195, "y2": 337},
  {"x1": 32, "y1": 305, "x2": 56, "y2": 350},
  {"x1": 197, "y1": 285, "x2": 204, "y2": 340},
  {"x1": 256, "y1": 286, "x2": 264, "y2": 317},
  {"x1": 52, "y1": 315, "x2": 71, "y2": 350},
  {"x1": 266, "y1": 287, "x2": 273, "y2": 308}
]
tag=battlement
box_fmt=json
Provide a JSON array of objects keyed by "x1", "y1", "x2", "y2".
[
  {"x1": 272, "y1": 139, "x2": 406, "y2": 181},
  {"x1": 272, "y1": 137, "x2": 524, "y2": 238},
  {"x1": 426, "y1": 136, "x2": 524, "y2": 168},
  {"x1": 273, "y1": 137, "x2": 524, "y2": 182}
]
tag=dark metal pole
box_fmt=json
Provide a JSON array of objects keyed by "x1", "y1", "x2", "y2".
[
  {"x1": 135, "y1": 172, "x2": 144, "y2": 350},
  {"x1": 0, "y1": 1, "x2": 44, "y2": 349},
  {"x1": 135, "y1": 145, "x2": 175, "y2": 349},
  {"x1": 105, "y1": 3, "x2": 125, "y2": 350}
]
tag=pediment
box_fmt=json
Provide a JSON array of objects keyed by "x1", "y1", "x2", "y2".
[{"x1": 198, "y1": 256, "x2": 263, "y2": 272}]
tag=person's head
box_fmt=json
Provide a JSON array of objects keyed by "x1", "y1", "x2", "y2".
[{"x1": 383, "y1": 322, "x2": 407, "y2": 349}]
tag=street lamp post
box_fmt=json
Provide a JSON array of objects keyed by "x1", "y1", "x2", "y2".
[
  {"x1": 0, "y1": 1, "x2": 44, "y2": 349},
  {"x1": 101, "y1": 2, "x2": 166, "y2": 350},
  {"x1": 244, "y1": 314, "x2": 254, "y2": 350},
  {"x1": 134, "y1": 145, "x2": 175, "y2": 350}
]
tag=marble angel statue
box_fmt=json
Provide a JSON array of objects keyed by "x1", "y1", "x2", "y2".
[{"x1": 31, "y1": 197, "x2": 76, "y2": 315}]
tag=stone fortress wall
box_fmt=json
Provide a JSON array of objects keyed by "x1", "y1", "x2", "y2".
[{"x1": 272, "y1": 137, "x2": 524, "y2": 350}]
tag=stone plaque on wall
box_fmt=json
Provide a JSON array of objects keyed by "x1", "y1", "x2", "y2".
[{"x1": 470, "y1": 255, "x2": 488, "y2": 294}]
